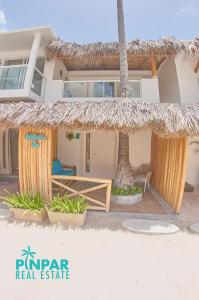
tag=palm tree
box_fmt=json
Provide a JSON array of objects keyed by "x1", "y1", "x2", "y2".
[
  {"x1": 114, "y1": 0, "x2": 133, "y2": 188},
  {"x1": 21, "y1": 246, "x2": 37, "y2": 269}
]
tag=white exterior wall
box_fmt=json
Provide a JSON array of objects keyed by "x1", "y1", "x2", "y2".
[
  {"x1": 186, "y1": 137, "x2": 199, "y2": 187},
  {"x1": 57, "y1": 129, "x2": 83, "y2": 175},
  {"x1": 141, "y1": 78, "x2": 159, "y2": 103},
  {"x1": 174, "y1": 54, "x2": 199, "y2": 187},
  {"x1": 68, "y1": 70, "x2": 151, "y2": 80},
  {"x1": 44, "y1": 80, "x2": 63, "y2": 101},
  {"x1": 158, "y1": 56, "x2": 180, "y2": 103},
  {"x1": 52, "y1": 58, "x2": 68, "y2": 80},
  {"x1": 57, "y1": 128, "x2": 151, "y2": 179},
  {"x1": 43, "y1": 58, "x2": 69, "y2": 101},
  {"x1": 175, "y1": 53, "x2": 199, "y2": 104},
  {"x1": 129, "y1": 131, "x2": 151, "y2": 169}
]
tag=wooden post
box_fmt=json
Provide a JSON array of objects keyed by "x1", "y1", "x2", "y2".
[
  {"x1": 150, "y1": 56, "x2": 157, "y2": 78},
  {"x1": 194, "y1": 59, "x2": 199, "y2": 73},
  {"x1": 105, "y1": 181, "x2": 112, "y2": 212}
]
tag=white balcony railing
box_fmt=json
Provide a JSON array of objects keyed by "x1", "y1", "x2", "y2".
[
  {"x1": 63, "y1": 80, "x2": 141, "y2": 99},
  {"x1": 0, "y1": 65, "x2": 27, "y2": 90}
]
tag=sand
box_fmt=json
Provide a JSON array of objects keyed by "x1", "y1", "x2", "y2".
[{"x1": 0, "y1": 219, "x2": 198, "y2": 300}]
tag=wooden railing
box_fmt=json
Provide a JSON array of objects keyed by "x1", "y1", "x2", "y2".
[{"x1": 50, "y1": 175, "x2": 112, "y2": 212}]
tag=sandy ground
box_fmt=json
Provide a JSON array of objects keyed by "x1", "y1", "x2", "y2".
[{"x1": 0, "y1": 219, "x2": 199, "y2": 300}]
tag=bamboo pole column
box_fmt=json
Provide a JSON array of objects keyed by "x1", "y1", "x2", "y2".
[
  {"x1": 18, "y1": 128, "x2": 57, "y2": 200},
  {"x1": 150, "y1": 132, "x2": 188, "y2": 213}
]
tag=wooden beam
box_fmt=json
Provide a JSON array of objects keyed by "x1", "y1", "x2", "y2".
[
  {"x1": 194, "y1": 59, "x2": 199, "y2": 73},
  {"x1": 150, "y1": 56, "x2": 157, "y2": 78}
]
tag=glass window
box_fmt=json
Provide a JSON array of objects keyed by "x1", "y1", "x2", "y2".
[
  {"x1": 31, "y1": 69, "x2": 43, "y2": 96},
  {"x1": 128, "y1": 81, "x2": 141, "y2": 98},
  {"x1": 63, "y1": 82, "x2": 88, "y2": 98},
  {"x1": 35, "y1": 57, "x2": 45, "y2": 74},
  {"x1": 104, "y1": 82, "x2": 115, "y2": 97},
  {"x1": 88, "y1": 82, "x2": 103, "y2": 97},
  {"x1": 0, "y1": 66, "x2": 26, "y2": 90}
]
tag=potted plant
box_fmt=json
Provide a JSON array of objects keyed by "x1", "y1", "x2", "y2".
[
  {"x1": 47, "y1": 194, "x2": 88, "y2": 226},
  {"x1": 2, "y1": 192, "x2": 46, "y2": 222},
  {"x1": 111, "y1": 185, "x2": 143, "y2": 205}
]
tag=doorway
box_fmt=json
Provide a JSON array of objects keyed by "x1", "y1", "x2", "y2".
[
  {"x1": 83, "y1": 131, "x2": 117, "y2": 179},
  {"x1": 0, "y1": 129, "x2": 18, "y2": 175}
]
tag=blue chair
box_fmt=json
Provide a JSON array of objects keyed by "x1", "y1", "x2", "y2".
[{"x1": 52, "y1": 160, "x2": 76, "y2": 176}]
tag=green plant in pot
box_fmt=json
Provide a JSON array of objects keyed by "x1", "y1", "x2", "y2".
[
  {"x1": 111, "y1": 185, "x2": 143, "y2": 205},
  {"x1": 2, "y1": 191, "x2": 46, "y2": 222},
  {"x1": 47, "y1": 194, "x2": 88, "y2": 226}
]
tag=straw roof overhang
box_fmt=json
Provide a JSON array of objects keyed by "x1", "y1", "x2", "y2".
[
  {"x1": 46, "y1": 37, "x2": 199, "y2": 71},
  {"x1": 0, "y1": 99, "x2": 199, "y2": 137}
]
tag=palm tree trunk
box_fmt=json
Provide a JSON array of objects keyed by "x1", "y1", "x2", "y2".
[{"x1": 114, "y1": 0, "x2": 133, "y2": 188}]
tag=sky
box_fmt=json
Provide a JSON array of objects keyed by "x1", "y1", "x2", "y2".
[{"x1": 0, "y1": 0, "x2": 199, "y2": 43}]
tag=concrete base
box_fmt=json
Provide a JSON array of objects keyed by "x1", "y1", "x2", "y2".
[
  {"x1": 0, "y1": 208, "x2": 11, "y2": 220},
  {"x1": 190, "y1": 223, "x2": 199, "y2": 233},
  {"x1": 122, "y1": 219, "x2": 180, "y2": 234}
]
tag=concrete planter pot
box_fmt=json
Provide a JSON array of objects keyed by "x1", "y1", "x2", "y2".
[
  {"x1": 10, "y1": 207, "x2": 46, "y2": 222},
  {"x1": 111, "y1": 193, "x2": 142, "y2": 205},
  {"x1": 47, "y1": 210, "x2": 87, "y2": 226}
]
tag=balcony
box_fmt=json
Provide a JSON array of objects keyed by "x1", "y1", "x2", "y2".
[
  {"x1": 0, "y1": 65, "x2": 27, "y2": 90},
  {"x1": 63, "y1": 80, "x2": 141, "y2": 98},
  {"x1": 60, "y1": 79, "x2": 160, "y2": 103},
  {"x1": 0, "y1": 64, "x2": 46, "y2": 101}
]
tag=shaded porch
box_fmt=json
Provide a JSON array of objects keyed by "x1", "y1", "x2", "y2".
[
  {"x1": 17, "y1": 127, "x2": 188, "y2": 214},
  {"x1": 0, "y1": 99, "x2": 196, "y2": 215}
]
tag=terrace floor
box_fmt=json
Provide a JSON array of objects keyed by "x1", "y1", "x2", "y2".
[
  {"x1": 0, "y1": 175, "x2": 167, "y2": 215},
  {"x1": 0, "y1": 175, "x2": 199, "y2": 229},
  {"x1": 1, "y1": 176, "x2": 199, "y2": 228}
]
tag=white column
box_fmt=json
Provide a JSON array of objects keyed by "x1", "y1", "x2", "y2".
[{"x1": 24, "y1": 33, "x2": 41, "y2": 95}]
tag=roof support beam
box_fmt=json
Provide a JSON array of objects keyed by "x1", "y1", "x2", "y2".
[
  {"x1": 194, "y1": 59, "x2": 199, "y2": 73},
  {"x1": 150, "y1": 56, "x2": 157, "y2": 78}
]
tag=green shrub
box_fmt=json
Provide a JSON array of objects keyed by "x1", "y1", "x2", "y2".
[
  {"x1": 112, "y1": 185, "x2": 143, "y2": 196},
  {"x1": 49, "y1": 194, "x2": 88, "y2": 214},
  {"x1": 2, "y1": 192, "x2": 44, "y2": 211}
]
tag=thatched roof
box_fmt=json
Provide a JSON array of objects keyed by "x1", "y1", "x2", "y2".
[
  {"x1": 46, "y1": 37, "x2": 199, "y2": 71},
  {"x1": 0, "y1": 99, "x2": 199, "y2": 137}
]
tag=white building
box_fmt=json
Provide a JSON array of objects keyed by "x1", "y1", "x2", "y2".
[{"x1": 0, "y1": 26, "x2": 198, "y2": 187}]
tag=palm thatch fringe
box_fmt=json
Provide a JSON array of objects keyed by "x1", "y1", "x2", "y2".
[
  {"x1": 0, "y1": 99, "x2": 199, "y2": 137},
  {"x1": 46, "y1": 37, "x2": 199, "y2": 60}
]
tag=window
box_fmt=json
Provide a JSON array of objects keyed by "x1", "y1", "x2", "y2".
[
  {"x1": 63, "y1": 81, "x2": 115, "y2": 98},
  {"x1": 35, "y1": 57, "x2": 45, "y2": 74},
  {"x1": 0, "y1": 66, "x2": 27, "y2": 90},
  {"x1": 5, "y1": 58, "x2": 28, "y2": 66},
  {"x1": 31, "y1": 58, "x2": 46, "y2": 98},
  {"x1": 128, "y1": 81, "x2": 141, "y2": 98},
  {"x1": 63, "y1": 82, "x2": 88, "y2": 98},
  {"x1": 104, "y1": 82, "x2": 115, "y2": 97}
]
